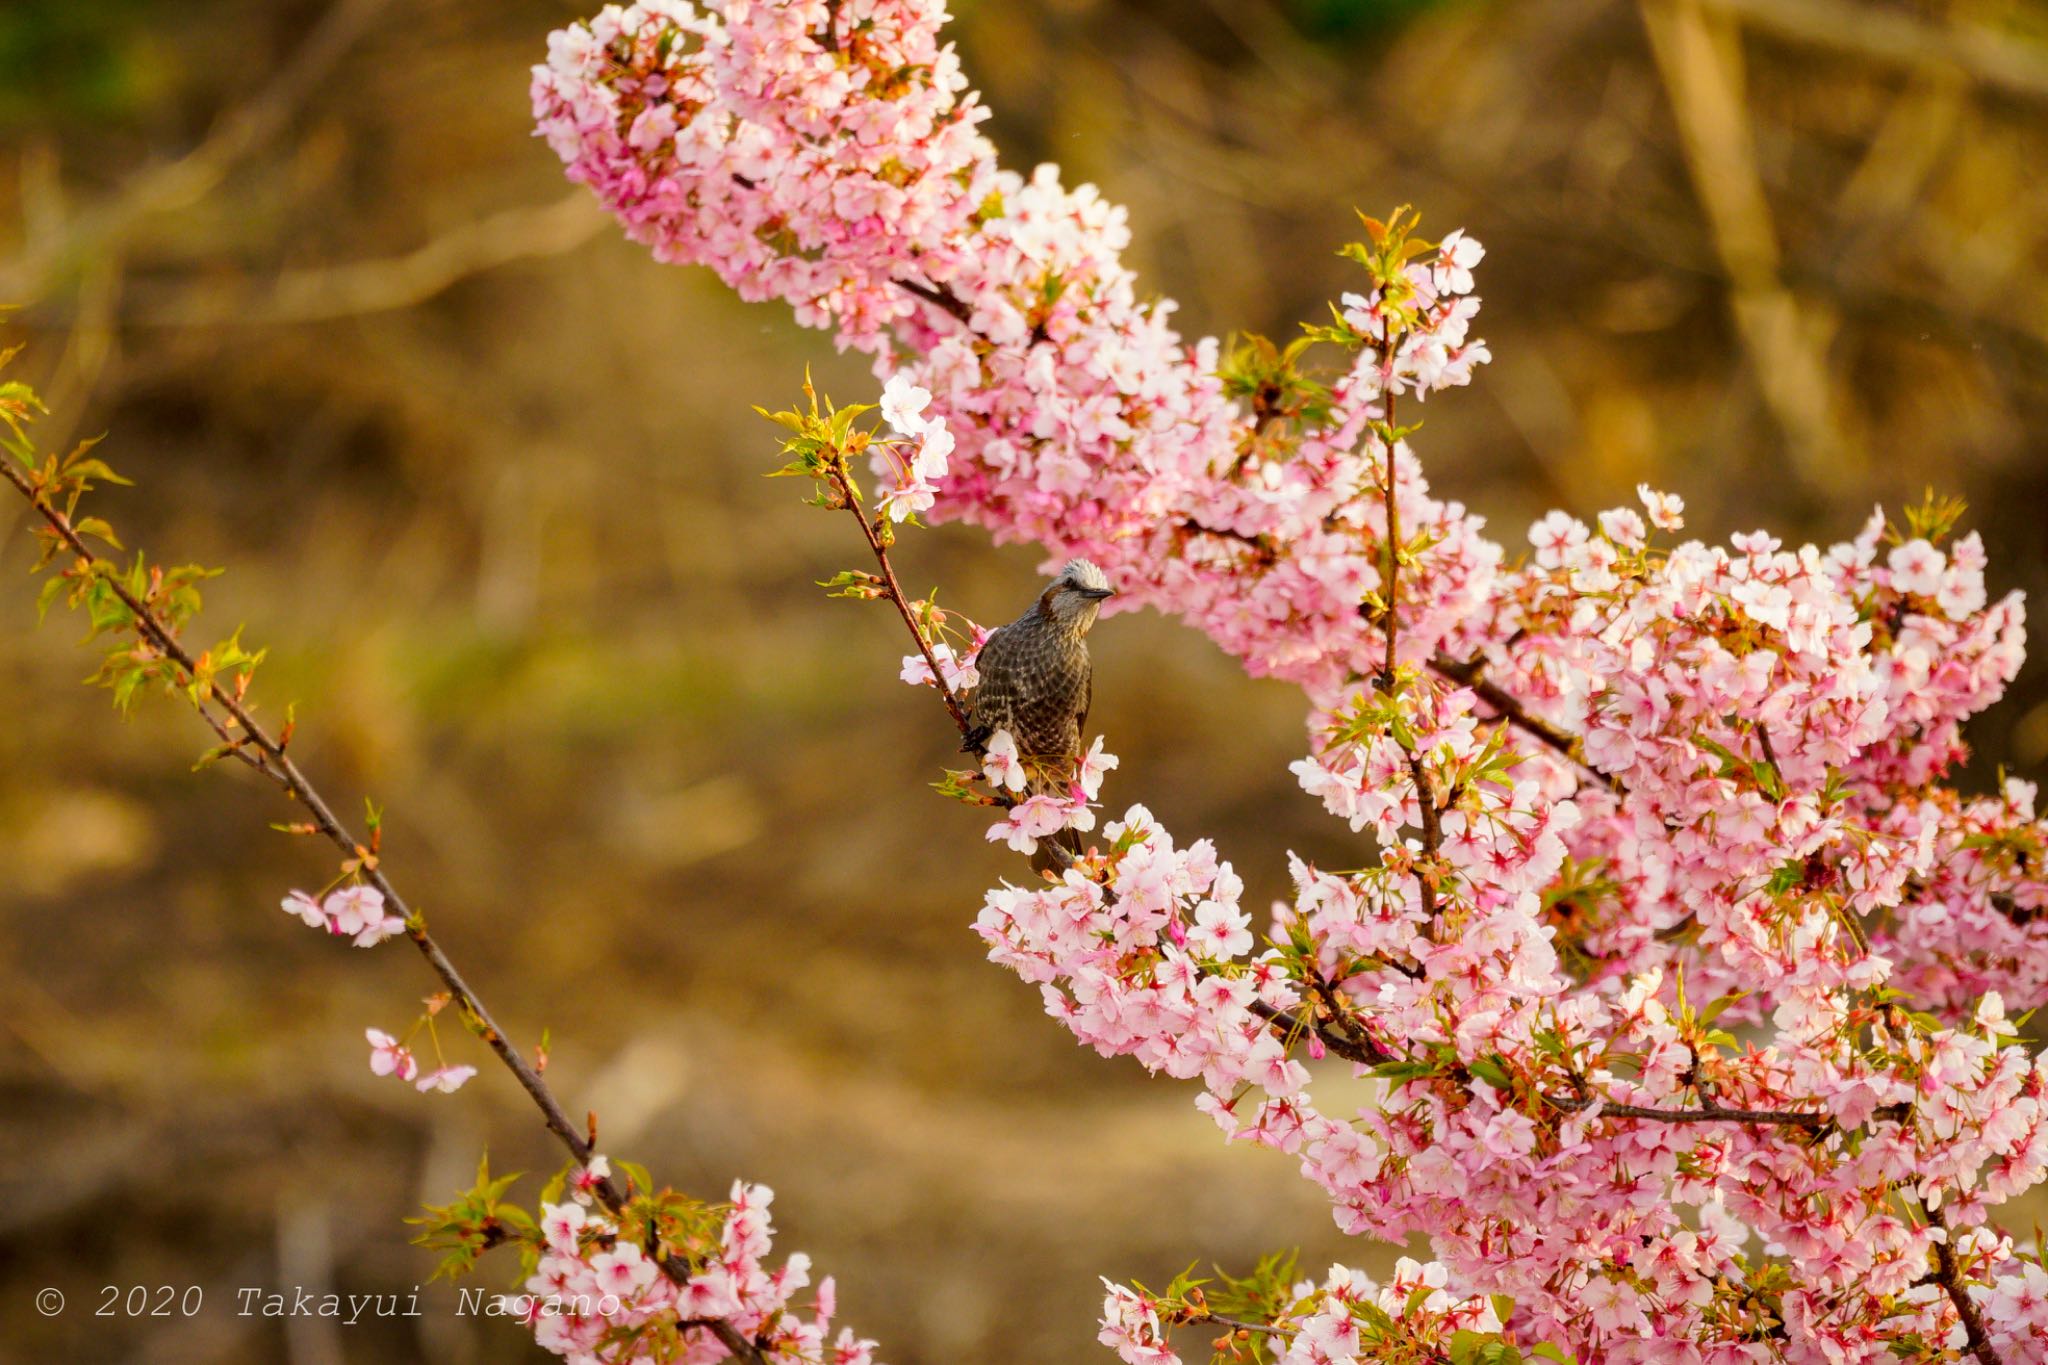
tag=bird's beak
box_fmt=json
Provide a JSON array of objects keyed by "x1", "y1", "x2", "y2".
[{"x1": 1083, "y1": 586, "x2": 1115, "y2": 600}]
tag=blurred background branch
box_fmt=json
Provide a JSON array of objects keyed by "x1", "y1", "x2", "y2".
[
  {"x1": 1704, "y1": 0, "x2": 2048, "y2": 100},
  {"x1": 118, "y1": 192, "x2": 608, "y2": 328},
  {"x1": 1639, "y1": 0, "x2": 1851, "y2": 492}
]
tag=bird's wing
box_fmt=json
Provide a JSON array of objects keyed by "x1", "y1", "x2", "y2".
[{"x1": 961, "y1": 622, "x2": 1021, "y2": 752}]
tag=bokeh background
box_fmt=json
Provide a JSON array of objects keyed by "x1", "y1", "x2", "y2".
[{"x1": 3, "y1": 0, "x2": 2046, "y2": 1360}]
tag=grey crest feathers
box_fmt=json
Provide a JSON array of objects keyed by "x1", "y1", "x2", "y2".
[
  {"x1": 1058, "y1": 558, "x2": 1112, "y2": 595},
  {"x1": 1044, "y1": 557, "x2": 1115, "y2": 632}
]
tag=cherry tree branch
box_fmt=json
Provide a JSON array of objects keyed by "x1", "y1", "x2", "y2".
[
  {"x1": 820, "y1": 454, "x2": 969, "y2": 734},
  {"x1": 1377, "y1": 383, "x2": 1402, "y2": 690},
  {"x1": 1248, "y1": 998, "x2": 1393, "y2": 1066},
  {"x1": 1371, "y1": 347, "x2": 1447, "y2": 925},
  {"x1": 1925, "y1": 1202, "x2": 2000, "y2": 1365},
  {"x1": 1189, "y1": 1310, "x2": 1284, "y2": 1338},
  {"x1": 1429, "y1": 651, "x2": 1625, "y2": 796},
  {"x1": 1555, "y1": 1096, "x2": 1886, "y2": 1128},
  {"x1": 0, "y1": 457, "x2": 768, "y2": 1365},
  {"x1": 892, "y1": 277, "x2": 975, "y2": 327}
]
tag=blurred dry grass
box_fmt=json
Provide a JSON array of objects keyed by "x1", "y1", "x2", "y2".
[{"x1": 1, "y1": 0, "x2": 2045, "y2": 1360}]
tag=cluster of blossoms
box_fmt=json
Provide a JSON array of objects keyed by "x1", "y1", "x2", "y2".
[
  {"x1": 1101, "y1": 1259, "x2": 1526, "y2": 1365},
  {"x1": 364, "y1": 1027, "x2": 476, "y2": 1094},
  {"x1": 979, "y1": 731, "x2": 1118, "y2": 855},
  {"x1": 281, "y1": 883, "x2": 406, "y2": 946},
  {"x1": 510, "y1": 1180, "x2": 875, "y2": 1364},
  {"x1": 537, "y1": 2, "x2": 2048, "y2": 1360},
  {"x1": 873, "y1": 373, "x2": 955, "y2": 522}
]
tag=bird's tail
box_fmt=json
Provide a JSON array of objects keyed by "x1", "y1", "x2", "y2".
[{"x1": 1025, "y1": 758, "x2": 1084, "y2": 877}]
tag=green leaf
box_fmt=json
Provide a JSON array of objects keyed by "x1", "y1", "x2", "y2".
[
  {"x1": 1468, "y1": 1056, "x2": 1514, "y2": 1090},
  {"x1": 63, "y1": 457, "x2": 130, "y2": 488},
  {"x1": 34, "y1": 574, "x2": 65, "y2": 621},
  {"x1": 1697, "y1": 993, "x2": 1744, "y2": 1026},
  {"x1": 71, "y1": 515, "x2": 122, "y2": 549}
]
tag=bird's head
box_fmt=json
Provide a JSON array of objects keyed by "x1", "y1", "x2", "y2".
[{"x1": 1042, "y1": 557, "x2": 1115, "y2": 634}]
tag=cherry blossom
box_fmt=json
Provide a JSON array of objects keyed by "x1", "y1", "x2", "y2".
[
  {"x1": 281, "y1": 884, "x2": 406, "y2": 946},
  {"x1": 979, "y1": 729, "x2": 1027, "y2": 793},
  {"x1": 899, "y1": 640, "x2": 977, "y2": 691},
  {"x1": 516, "y1": 1181, "x2": 876, "y2": 1365},
  {"x1": 365, "y1": 1027, "x2": 418, "y2": 1082},
  {"x1": 413, "y1": 1064, "x2": 478, "y2": 1095}
]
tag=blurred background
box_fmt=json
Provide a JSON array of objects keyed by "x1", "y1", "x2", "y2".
[{"x1": 2, "y1": 0, "x2": 2046, "y2": 1359}]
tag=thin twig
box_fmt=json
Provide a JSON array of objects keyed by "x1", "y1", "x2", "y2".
[
  {"x1": 1373, "y1": 351, "x2": 1448, "y2": 924},
  {"x1": 1549, "y1": 1091, "x2": 1911, "y2": 1130},
  {"x1": 823, "y1": 457, "x2": 969, "y2": 734},
  {"x1": 892, "y1": 278, "x2": 975, "y2": 326},
  {"x1": 1377, "y1": 382, "x2": 1400, "y2": 689},
  {"x1": 1180, "y1": 518, "x2": 1278, "y2": 566},
  {"x1": 1192, "y1": 1310, "x2": 1285, "y2": 1337},
  {"x1": 1430, "y1": 652, "x2": 1624, "y2": 796},
  {"x1": 1249, "y1": 998, "x2": 1391, "y2": 1066}
]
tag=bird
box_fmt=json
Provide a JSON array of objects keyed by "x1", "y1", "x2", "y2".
[{"x1": 961, "y1": 558, "x2": 1116, "y2": 872}]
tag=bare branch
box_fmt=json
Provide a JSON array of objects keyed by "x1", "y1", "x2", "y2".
[
  {"x1": 1704, "y1": 0, "x2": 2048, "y2": 104},
  {"x1": 118, "y1": 194, "x2": 608, "y2": 329}
]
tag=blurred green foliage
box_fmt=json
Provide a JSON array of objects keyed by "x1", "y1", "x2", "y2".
[
  {"x1": 0, "y1": 0, "x2": 159, "y2": 126},
  {"x1": 1287, "y1": 0, "x2": 1460, "y2": 43}
]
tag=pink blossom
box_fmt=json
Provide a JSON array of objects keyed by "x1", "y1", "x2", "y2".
[
  {"x1": 1889, "y1": 538, "x2": 1947, "y2": 597},
  {"x1": 324, "y1": 884, "x2": 405, "y2": 946},
  {"x1": 986, "y1": 794, "x2": 1082, "y2": 854},
  {"x1": 1075, "y1": 735, "x2": 1120, "y2": 800},
  {"x1": 365, "y1": 1028, "x2": 418, "y2": 1082},
  {"x1": 980, "y1": 730, "x2": 1027, "y2": 793},
  {"x1": 570, "y1": 1154, "x2": 610, "y2": 1205},
  {"x1": 900, "y1": 641, "x2": 978, "y2": 691},
  {"x1": 1637, "y1": 482, "x2": 1686, "y2": 530},
  {"x1": 540, "y1": 1200, "x2": 588, "y2": 1253},
  {"x1": 281, "y1": 889, "x2": 326, "y2": 929},
  {"x1": 879, "y1": 373, "x2": 932, "y2": 435},
  {"x1": 414, "y1": 1064, "x2": 477, "y2": 1094}
]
